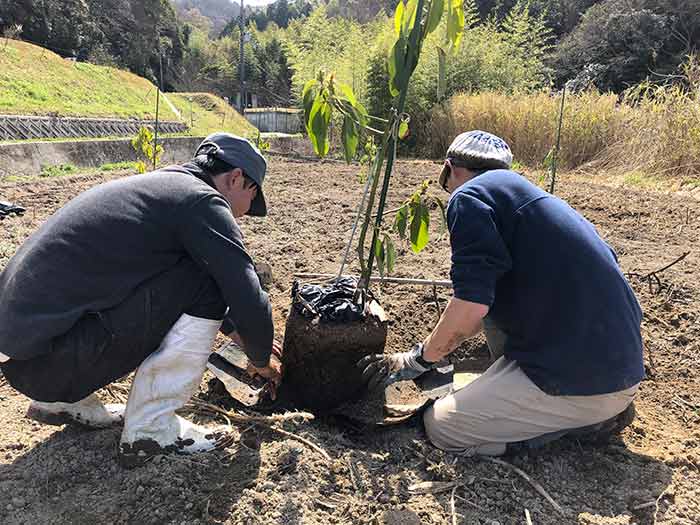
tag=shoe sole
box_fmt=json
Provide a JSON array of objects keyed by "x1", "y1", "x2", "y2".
[
  {"x1": 26, "y1": 406, "x2": 123, "y2": 430},
  {"x1": 118, "y1": 432, "x2": 230, "y2": 469}
]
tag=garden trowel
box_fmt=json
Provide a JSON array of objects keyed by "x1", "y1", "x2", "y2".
[
  {"x1": 382, "y1": 366, "x2": 482, "y2": 424},
  {"x1": 413, "y1": 363, "x2": 455, "y2": 400},
  {"x1": 207, "y1": 342, "x2": 269, "y2": 407}
]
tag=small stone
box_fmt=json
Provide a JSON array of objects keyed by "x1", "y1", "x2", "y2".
[
  {"x1": 259, "y1": 481, "x2": 275, "y2": 491},
  {"x1": 185, "y1": 502, "x2": 193, "y2": 510},
  {"x1": 378, "y1": 493, "x2": 390, "y2": 504},
  {"x1": 6, "y1": 504, "x2": 13, "y2": 511},
  {"x1": 136, "y1": 485, "x2": 145, "y2": 495},
  {"x1": 11, "y1": 497, "x2": 25, "y2": 507}
]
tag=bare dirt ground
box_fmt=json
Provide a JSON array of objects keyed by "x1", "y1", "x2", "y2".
[{"x1": 1, "y1": 157, "x2": 699, "y2": 525}]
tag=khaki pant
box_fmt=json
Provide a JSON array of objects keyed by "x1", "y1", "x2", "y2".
[{"x1": 423, "y1": 356, "x2": 638, "y2": 455}]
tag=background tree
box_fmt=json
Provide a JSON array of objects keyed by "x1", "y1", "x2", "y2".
[{"x1": 550, "y1": 0, "x2": 672, "y2": 91}]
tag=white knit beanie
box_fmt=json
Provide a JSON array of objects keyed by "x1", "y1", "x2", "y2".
[{"x1": 439, "y1": 130, "x2": 513, "y2": 189}]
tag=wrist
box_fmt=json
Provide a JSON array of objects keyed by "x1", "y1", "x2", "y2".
[{"x1": 412, "y1": 343, "x2": 434, "y2": 369}]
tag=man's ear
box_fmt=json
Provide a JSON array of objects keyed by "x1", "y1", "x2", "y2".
[{"x1": 224, "y1": 168, "x2": 244, "y2": 190}]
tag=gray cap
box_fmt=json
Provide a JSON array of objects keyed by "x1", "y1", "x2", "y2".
[{"x1": 195, "y1": 132, "x2": 268, "y2": 217}]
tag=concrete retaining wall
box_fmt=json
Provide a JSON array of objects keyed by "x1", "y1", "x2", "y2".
[
  {"x1": 245, "y1": 109, "x2": 302, "y2": 134},
  {"x1": 0, "y1": 135, "x2": 314, "y2": 178},
  {"x1": 0, "y1": 136, "x2": 204, "y2": 177}
]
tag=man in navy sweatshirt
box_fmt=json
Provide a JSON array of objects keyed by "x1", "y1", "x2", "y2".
[
  {"x1": 360, "y1": 130, "x2": 644, "y2": 455},
  {"x1": 0, "y1": 133, "x2": 281, "y2": 466}
]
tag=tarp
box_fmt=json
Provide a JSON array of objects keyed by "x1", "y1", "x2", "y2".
[{"x1": 291, "y1": 276, "x2": 367, "y2": 323}]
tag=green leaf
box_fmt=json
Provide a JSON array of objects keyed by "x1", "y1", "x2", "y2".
[
  {"x1": 335, "y1": 81, "x2": 358, "y2": 107},
  {"x1": 342, "y1": 115, "x2": 359, "y2": 163},
  {"x1": 394, "y1": 1, "x2": 404, "y2": 36},
  {"x1": 446, "y1": 0, "x2": 465, "y2": 51},
  {"x1": 302, "y1": 79, "x2": 318, "y2": 128},
  {"x1": 374, "y1": 236, "x2": 385, "y2": 277},
  {"x1": 308, "y1": 93, "x2": 331, "y2": 157},
  {"x1": 398, "y1": 117, "x2": 410, "y2": 140},
  {"x1": 387, "y1": 34, "x2": 407, "y2": 97},
  {"x1": 409, "y1": 201, "x2": 430, "y2": 253},
  {"x1": 394, "y1": 204, "x2": 408, "y2": 238},
  {"x1": 384, "y1": 234, "x2": 397, "y2": 274},
  {"x1": 402, "y1": 0, "x2": 418, "y2": 36},
  {"x1": 425, "y1": 0, "x2": 445, "y2": 36}
]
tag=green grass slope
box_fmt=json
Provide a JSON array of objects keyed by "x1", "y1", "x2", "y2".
[
  {"x1": 0, "y1": 39, "x2": 255, "y2": 137},
  {"x1": 168, "y1": 93, "x2": 257, "y2": 138}
]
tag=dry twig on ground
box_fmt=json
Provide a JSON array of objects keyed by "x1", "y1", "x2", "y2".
[
  {"x1": 188, "y1": 397, "x2": 331, "y2": 460},
  {"x1": 480, "y1": 457, "x2": 565, "y2": 516},
  {"x1": 627, "y1": 251, "x2": 690, "y2": 293},
  {"x1": 450, "y1": 485, "x2": 458, "y2": 525}
]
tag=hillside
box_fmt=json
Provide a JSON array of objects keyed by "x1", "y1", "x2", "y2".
[
  {"x1": 172, "y1": 0, "x2": 241, "y2": 35},
  {"x1": 0, "y1": 40, "x2": 255, "y2": 138}
]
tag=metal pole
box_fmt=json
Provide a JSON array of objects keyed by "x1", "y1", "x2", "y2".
[
  {"x1": 239, "y1": 0, "x2": 246, "y2": 114},
  {"x1": 549, "y1": 84, "x2": 566, "y2": 195},
  {"x1": 153, "y1": 53, "x2": 163, "y2": 171},
  {"x1": 294, "y1": 272, "x2": 453, "y2": 288},
  {"x1": 337, "y1": 168, "x2": 375, "y2": 279}
]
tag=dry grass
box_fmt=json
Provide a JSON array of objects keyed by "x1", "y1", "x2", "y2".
[
  {"x1": 427, "y1": 91, "x2": 627, "y2": 169},
  {"x1": 427, "y1": 56, "x2": 700, "y2": 182}
]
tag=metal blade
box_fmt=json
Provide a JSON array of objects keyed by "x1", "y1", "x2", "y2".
[
  {"x1": 207, "y1": 343, "x2": 267, "y2": 407},
  {"x1": 413, "y1": 363, "x2": 455, "y2": 400}
]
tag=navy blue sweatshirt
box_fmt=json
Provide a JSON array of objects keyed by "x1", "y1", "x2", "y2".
[
  {"x1": 0, "y1": 163, "x2": 273, "y2": 367},
  {"x1": 448, "y1": 169, "x2": 644, "y2": 396}
]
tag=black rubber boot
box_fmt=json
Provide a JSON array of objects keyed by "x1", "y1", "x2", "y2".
[
  {"x1": 504, "y1": 402, "x2": 637, "y2": 455},
  {"x1": 568, "y1": 402, "x2": 636, "y2": 444}
]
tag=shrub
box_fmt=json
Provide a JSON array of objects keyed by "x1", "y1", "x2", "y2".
[{"x1": 40, "y1": 163, "x2": 78, "y2": 177}]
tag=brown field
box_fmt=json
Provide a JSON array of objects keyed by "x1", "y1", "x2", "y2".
[{"x1": 0, "y1": 157, "x2": 698, "y2": 524}]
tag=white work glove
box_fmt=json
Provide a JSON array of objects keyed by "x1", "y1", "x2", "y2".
[{"x1": 357, "y1": 343, "x2": 436, "y2": 391}]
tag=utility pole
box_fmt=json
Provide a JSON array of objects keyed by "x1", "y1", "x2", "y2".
[
  {"x1": 239, "y1": 0, "x2": 246, "y2": 114},
  {"x1": 153, "y1": 47, "x2": 164, "y2": 171}
]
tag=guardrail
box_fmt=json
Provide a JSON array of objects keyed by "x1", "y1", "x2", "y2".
[{"x1": 0, "y1": 114, "x2": 188, "y2": 141}]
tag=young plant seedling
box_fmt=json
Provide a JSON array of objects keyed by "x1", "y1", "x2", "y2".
[
  {"x1": 302, "y1": 0, "x2": 463, "y2": 288},
  {"x1": 274, "y1": 1, "x2": 466, "y2": 414},
  {"x1": 131, "y1": 126, "x2": 164, "y2": 174}
]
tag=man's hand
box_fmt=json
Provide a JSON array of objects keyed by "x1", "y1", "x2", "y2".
[
  {"x1": 247, "y1": 346, "x2": 283, "y2": 399},
  {"x1": 357, "y1": 343, "x2": 435, "y2": 391}
]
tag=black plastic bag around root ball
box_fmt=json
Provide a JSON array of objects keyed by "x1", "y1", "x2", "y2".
[{"x1": 291, "y1": 276, "x2": 369, "y2": 323}]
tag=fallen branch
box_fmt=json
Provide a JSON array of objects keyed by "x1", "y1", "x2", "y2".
[
  {"x1": 525, "y1": 508, "x2": 533, "y2": 525},
  {"x1": 450, "y1": 486, "x2": 458, "y2": 525},
  {"x1": 626, "y1": 252, "x2": 690, "y2": 294},
  {"x1": 268, "y1": 425, "x2": 332, "y2": 461},
  {"x1": 188, "y1": 398, "x2": 314, "y2": 425},
  {"x1": 409, "y1": 481, "x2": 461, "y2": 495},
  {"x1": 653, "y1": 485, "x2": 672, "y2": 523},
  {"x1": 453, "y1": 492, "x2": 487, "y2": 512},
  {"x1": 481, "y1": 457, "x2": 565, "y2": 516},
  {"x1": 188, "y1": 398, "x2": 330, "y2": 461}
]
